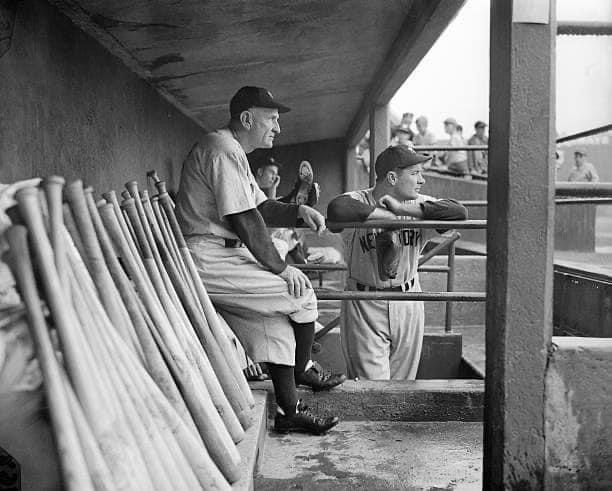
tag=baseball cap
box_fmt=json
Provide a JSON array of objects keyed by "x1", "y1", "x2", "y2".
[
  {"x1": 375, "y1": 145, "x2": 431, "y2": 178},
  {"x1": 230, "y1": 86, "x2": 291, "y2": 117},
  {"x1": 574, "y1": 148, "x2": 587, "y2": 156},
  {"x1": 475, "y1": 121, "x2": 487, "y2": 129},
  {"x1": 444, "y1": 117, "x2": 458, "y2": 125},
  {"x1": 394, "y1": 125, "x2": 412, "y2": 135}
]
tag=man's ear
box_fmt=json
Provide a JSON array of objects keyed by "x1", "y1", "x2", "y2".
[
  {"x1": 240, "y1": 110, "x2": 252, "y2": 130},
  {"x1": 256, "y1": 168, "x2": 263, "y2": 177},
  {"x1": 386, "y1": 171, "x2": 397, "y2": 186}
]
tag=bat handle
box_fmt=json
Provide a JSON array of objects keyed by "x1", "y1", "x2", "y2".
[
  {"x1": 146, "y1": 170, "x2": 160, "y2": 184},
  {"x1": 125, "y1": 180, "x2": 139, "y2": 200}
]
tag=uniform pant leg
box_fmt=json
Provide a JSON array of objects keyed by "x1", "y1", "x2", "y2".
[
  {"x1": 341, "y1": 299, "x2": 392, "y2": 380},
  {"x1": 388, "y1": 295, "x2": 424, "y2": 380}
]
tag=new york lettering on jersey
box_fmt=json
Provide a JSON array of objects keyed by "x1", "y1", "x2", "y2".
[{"x1": 358, "y1": 229, "x2": 421, "y2": 253}]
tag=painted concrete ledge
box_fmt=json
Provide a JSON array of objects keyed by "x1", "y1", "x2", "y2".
[
  {"x1": 251, "y1": 379, "x2": 484, "y2": 422},
  {"x1": 232, "y1": 389, "x2": 269, "y2": 491},
  {"x1": 545, "y1": 336, "x2": 612, "y2": 489}
]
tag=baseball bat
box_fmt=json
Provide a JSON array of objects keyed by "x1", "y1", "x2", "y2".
[
  {"x1": 68, "y1": 263, "x2": 188, "y2": 491},
  {"x1": 42, "y1": 176, "x2": 68, "y2": 291},
  {"x1": 61, "y1": 370, "x2": 116, "y2": 491},
  {"x1": 158, "y1": 191, "x2": 256, "y2": 408},
  {"x1": 102, "y1": 190, "x2": 142, "y2": 263},
  {"x1": 62, "y1": 203, "x2": 87, "y2": 261},
  {"x1": 86, "y1": 196, "x2": 198, "y2": 435},
  {"x1": 15, "y1": 186, "x2": 150, "y2": 490},
  {"x1": 137, "y1": 191, "x2": 251, "y2": 430},
  {"x1": 64, "y1": 181, "x2": 140, "y2": 355},
  {"x1": 97, "y1": 202, "x2": 241, "y2": 482},
  {"x1": 5, "y1": 225, "x2": 94, "y2": 491},
  {"x1": 123, "y1": 195, "x2": 247, "y2": 439}
]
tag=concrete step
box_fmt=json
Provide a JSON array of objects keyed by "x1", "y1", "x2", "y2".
[{"x1": 255, "y1": 420, "x2": 483, "y2": 490}]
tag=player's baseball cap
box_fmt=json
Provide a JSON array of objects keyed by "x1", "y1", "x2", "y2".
[
  {"x1": 475, "y1": 120, "x2": 487, "y2": 129},
  {"x1": 444, "y1": 117, "x2": 458, "y2": 126},
  {"x1": 394, "y1": 125, "x2": 412, "y2": 135},
  {"x1": 574, "y1": 148, "x2": 587, "y2": 156},
  {"x1": 375, "y1": 145, "x2": 431, "y2": 179},
  {"x1": 230, "y1": 86, "x2": 291, "y2": 117}
]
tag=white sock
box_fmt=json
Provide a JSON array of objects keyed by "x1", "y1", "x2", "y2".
[{"x1": 304, "y1": 359, "x2": 314, "y2": 371}]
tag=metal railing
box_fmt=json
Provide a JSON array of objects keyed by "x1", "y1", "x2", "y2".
[{"x1": 297, "y1": 219, "x2": 487, "y2": 341}]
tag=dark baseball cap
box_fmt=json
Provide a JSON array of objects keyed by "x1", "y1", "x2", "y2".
[
  {"x1": 475, "y1": 120, "x2": 487, "y2": 129},
  {"x1": 574, "y1": 148, "x2": 587, "y2": 156},
  {"x1": 375, "y1": 145, "x2": 431, "y2": 178},
  {"x1": 230, "y1": 86, "x2": 291, "y2": 117}
]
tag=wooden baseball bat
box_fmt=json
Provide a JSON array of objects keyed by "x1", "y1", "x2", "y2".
[
  {"x1": 87, "y1": 196, "x2": 198, "y2": 435},
  {"x1": 153, "y1": 179, "x2": 175, "y2": 207},
  {"x1": 136, "y1": 191, "x2": 251, "y2": 430},
  {"x1": 64, "y1": 181, "x2": 140, "y2": 355},
  {"x1": 158, "y1": 191, "x2": 256, "y2": 408},
  {"x1": 123, "y1": 195, "x2": 247, "y2": 439},
  {"x1": 61, "y1": 370, "x2": 116, "y2": 491},
  {"x1": 62, "y1": 203, "x2": 87, "y2": 261},
  {"x1": 102, "y1": 190, "x2": 142, "y2": 263},
  {"x1": 15, "y1": 186, "x2": 150, "y2": 490},
  {"x1": 114, "y1": 313, "x2": 231, "y2": 490},
  {"x1": 42, "y1": 176, "x2": 68, "y2": 291},
  {"x1": 147, "y1": 193, "x2": 183, "y2": 280},
  {"x1": 97, "y1": 202, "x2": 242, "y2": 482},
  {"x1": 68, "y1": 264, "x2": 188, "y2": 491},
  {"x1": 5, "y1": 225, "x2": 94, "y2": 491}
]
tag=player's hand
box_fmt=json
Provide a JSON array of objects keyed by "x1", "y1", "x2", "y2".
[
  {"x1": 378, "y1": 195, "x2": 404, "y2": 215},
  {"x1": 298, "y1": 205, "x2": 326, "y2": 235},
  {"x1": 278, "y1": 264, "x2": 312, "y2": 297}
]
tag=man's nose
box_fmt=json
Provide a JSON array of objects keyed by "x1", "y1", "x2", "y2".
[
  {"x1": 273, "y1": 121, "x2": 280, "y2": 133},
  {"x1": 418, "y1": 175, "x2": 425, "y2": 184}
]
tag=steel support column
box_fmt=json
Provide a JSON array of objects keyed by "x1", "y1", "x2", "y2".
[
  {"x1": 369, "y1": 104, "x2": 390, "y2": 186},
  {"x1": 485, "y1": 1, "x2": 555, "y2": 488}
]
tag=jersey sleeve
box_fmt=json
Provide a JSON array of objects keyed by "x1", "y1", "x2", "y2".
[
  {"x1": 420, "y1": 198, "x2": 468, "y2": 221},
  {"x1": 327, "y1": 192, "x2": 375, "y2": 223},
  {"x1": 208, "y1": 150, "x2": 262, "y2": 219}
]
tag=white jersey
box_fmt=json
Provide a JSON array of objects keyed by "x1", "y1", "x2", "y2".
[{"x1": 341, "y1": 189, "x2": 436, "y2": 288}]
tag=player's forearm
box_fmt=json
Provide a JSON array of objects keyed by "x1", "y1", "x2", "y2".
[
  {"x1": 327, "y1": 195, "x2": 374, "y2": 222},
  {"x1": 226, "y1": 209, "x2": 287, "y2": 274},
  {"x1": 257, "y1": 199, "x2": 300, "y2": 227},
  {"x1": 420, "y1": 199, "x2": 468, "y2": 220}
]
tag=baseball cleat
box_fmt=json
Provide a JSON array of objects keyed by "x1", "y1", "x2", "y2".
[
  {"x1": 274, "y1": 400, "x2": 339, "y2": 435},
  {"x1": 295, "y1": 361, "x2": 346, "y2": 391},
  {"x1": 295, "y1": 160, "x2": 314, "y2": 205}
]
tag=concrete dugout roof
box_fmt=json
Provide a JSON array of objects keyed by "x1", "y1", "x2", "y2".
[{"x1": 48, "y1": 0, "x2": 465, "y2": 147}]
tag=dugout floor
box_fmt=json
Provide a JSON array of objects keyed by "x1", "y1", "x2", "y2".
[{"x1": 254, "y1": 420, "x2": 483, "y2": 490}]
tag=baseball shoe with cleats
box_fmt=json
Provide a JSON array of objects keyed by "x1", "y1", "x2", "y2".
[
  {"x1": 295, "y1": 160, "x2": 314, "y2": 205},
  {"x1": 274, "y1": 400, "x2": 339, "y2": 435},
  {"x1": 296, "y1": 361, "x2": 346, "y2": 392}
]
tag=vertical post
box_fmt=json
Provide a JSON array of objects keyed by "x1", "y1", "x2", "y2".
[
  {"x1": 369, "y1": 104, "x2": 390, "y2": 186},
  {"x1": 344, "y1": 144, "x2": 358, "y2": 192},
  {"x1": 444, "y1": 239, "x2": 456, "y2": 333},
  {"x1": 485, "y1": 1, "x2": 555, "y2": 488}
]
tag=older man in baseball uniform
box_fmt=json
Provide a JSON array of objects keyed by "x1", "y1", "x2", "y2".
[
  {"x1": 327, "y1": 146, "x2": 467, "y2": 380},
  {"x1": 175, "y1": 86, "x2": 345, "y2": 435}
]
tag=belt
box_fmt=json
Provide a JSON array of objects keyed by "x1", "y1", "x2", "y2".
[
  {"x1": 224, "y1": 238, "x2": 244, "y2": 248},
  {"x1": 355, "y1": 278, "x2": 415, "y2": 292}
]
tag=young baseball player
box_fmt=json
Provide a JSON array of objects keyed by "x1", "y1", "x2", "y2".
[
  {"x1": 175, "y1": 86, "x2": 345, "y2": 435},
  {"x1": 327, "y1": 145, "x2": 467, "y2": 380}
]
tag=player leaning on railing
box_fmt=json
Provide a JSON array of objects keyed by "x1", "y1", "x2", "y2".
[{"x1": 327, "y1": 145, "x2": 467, "y2": 380}]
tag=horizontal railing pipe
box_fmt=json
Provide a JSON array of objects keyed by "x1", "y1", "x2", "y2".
[
  {"x1": 554, "y1": 183, "x2": 612, "y2": 197},
  {"x1": 418, "y1": 265, "x2": 450, "y2": 273},
  {"x1": 462, "y1": 196, "x2": 612, "y2": 206},
  {"x1": 413, "y1": 145, "x2": 488, "y2": 152},
  {"x1": 557, "y1": 21, "x2": 612, "y2": 36},
  {"x1": 555, "y1": 124, "x2": 612, "y2": 143},
  {"x1": 314, "y1": 291, "x2": 486, "y2": 301},
  {"x1": 326, "y1": 219, "x2": 487, "y2": 230}
]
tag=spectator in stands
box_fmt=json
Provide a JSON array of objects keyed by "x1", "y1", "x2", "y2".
[
  {"x1": 393, "y1": 126, "x2": 414, "y2": 147},
  {"x1": 440, "y1": 117, "x2": 469, "y2": 176},
  {"x1": 568, "y1": 149, "x2": 599, "y2": 182},
  {"x1": 391, "y1": 112, "x2": 415, "y2": 143},
  {"x1": 413, "y1": 116, "x2": 436, "y2": 146},
  {"x1": 467, "y1": 121, "x2": 489, "y2": 175}
]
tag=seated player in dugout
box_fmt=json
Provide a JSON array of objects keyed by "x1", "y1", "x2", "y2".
[
  {"x1": 175, "y1": 86, "x2": 346, "y2": 435},
  {"x1": 254, "y1": 156, "x2": 320, "y2": 264},
  {"x1": 327, "y1": 146, "x2": 467, "y2": 380}
]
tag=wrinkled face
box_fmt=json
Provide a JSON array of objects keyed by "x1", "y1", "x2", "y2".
[
  {"x1": 257, "y1": 164, "x2": 279, "y2": 189},
  {"x1": 389, "y1": 163, "x2": 425, "y2": 201},
  {"x1": 247, "y1": 107, "x2": 280, "y2": 149}
]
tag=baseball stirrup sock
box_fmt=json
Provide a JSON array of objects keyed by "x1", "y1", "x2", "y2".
[
  {"x1": 290, "y1": 320, "x2": 315, "y2": 374},
  {"x1": 267, "y1": 363, "x2": 299, "y2": 415}
]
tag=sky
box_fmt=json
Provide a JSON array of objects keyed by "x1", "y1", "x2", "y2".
[{"x1": 390, "y1": 0, "x2": 612, "y2": 139}]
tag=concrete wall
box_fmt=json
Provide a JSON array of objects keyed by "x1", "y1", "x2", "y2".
[
  {"x1": 545, "y1": 337, "x2": 612, "y2": 489},
  {"x1": 0, "y1": 0, "x2": 203, "y2": 195},
  {"x1": 423, "y1": 173, "x2": 596, "y2": 251}
]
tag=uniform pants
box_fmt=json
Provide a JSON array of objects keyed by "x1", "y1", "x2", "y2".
[
  {"x1": 340, "y1": 279, "x2": 424, "y2": 380},
  {"x1": 186, "y1": 235, "x2": 318, "y2": 366}
]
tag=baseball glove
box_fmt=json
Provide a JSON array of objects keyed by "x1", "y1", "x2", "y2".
[{"x1": 375, "y1": 230, "x2": 401, "y2": 281}]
